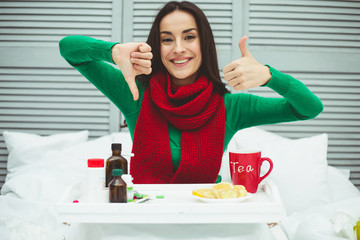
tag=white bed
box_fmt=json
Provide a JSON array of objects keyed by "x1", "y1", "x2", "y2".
[{"x1": 0, "y1": 128, "x2": 359, "y2": 240}]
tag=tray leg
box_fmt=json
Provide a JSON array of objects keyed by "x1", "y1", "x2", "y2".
[{"x1": 267, "y1": 223, "x2": 289, "y2": 240}]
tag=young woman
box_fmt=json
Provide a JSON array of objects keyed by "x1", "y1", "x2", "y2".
[{"x1": 59, "y1": 1, "x2": 323, "y2": 184}]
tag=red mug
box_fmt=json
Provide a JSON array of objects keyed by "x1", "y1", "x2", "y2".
[{"x1": 229, "y1": 150, "x2": 273, "y2": 193}]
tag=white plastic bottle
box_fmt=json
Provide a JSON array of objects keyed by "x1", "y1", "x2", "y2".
[
  {"x1": 86, "y1": 158, "x2": 105, "y2": 203},
  {"x1": 122, "y1": 174, "x2": 134, "y2": 202}
]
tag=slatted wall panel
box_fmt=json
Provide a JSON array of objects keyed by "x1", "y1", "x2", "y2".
[
  {"x1": 0, "y1": 0, "x2": 118, "y2": 189},
  {"x1": 246, "y1": 0, "x2": 360, "y2": 188},
  {"x1": 248, "y1": 0, "x2": 360, "y2": 50},
  {"x1": 0, "y1": 67, "x2": 111, "y2": 136},
  {"x1": 0, "y1": 0, "x2": 113, "y2": 47}
]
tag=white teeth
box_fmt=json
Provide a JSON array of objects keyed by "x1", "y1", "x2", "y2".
[{"x1": 173, "y1": 59, "x2": 189, "y2": 64}]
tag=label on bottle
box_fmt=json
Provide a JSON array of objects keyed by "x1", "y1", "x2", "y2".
[
  {"x1": 127, "y1": 187, "x2": 134, "y2": 202},
  {"x1": 86, "y1": 167, "x2": 105, "y2": 203}
]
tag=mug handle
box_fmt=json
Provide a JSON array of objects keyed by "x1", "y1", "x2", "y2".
[{"x1": 258, "y1": 157, "x2": 273, "y2": 184}]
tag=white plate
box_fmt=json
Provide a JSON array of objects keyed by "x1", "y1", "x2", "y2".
[{"x1": 193, "y1": 194, "x2": 252, "y2": 203}]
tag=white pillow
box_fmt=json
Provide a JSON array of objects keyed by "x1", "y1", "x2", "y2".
[
  {"x1": 1, "y1": 132, "x2": 119, "y2": 202},
  {"x1": 3, "y1": 130, "x2": 89, "y2": 181},
  {"x1": 233, "y1": 128, "x2": 332, "y2": 214},
  {"x1": 336, "y1": 168, "x2": 351, "y2": 180},
  {"x1": 220, "y1": 127, "x2": 286, "y2": 182},
  {"x1": 328, "y1": 166, "x2": 360, "y2": 202},
  {"x1": 259, "y1": 134, "x2": 331, "y2": 214},
  {"x1": 233, "y1": 127, "x2": 286, "y2": 150},
  {"x1": 219, "y1": 135, "x2": 237, "y2": 182},
  {"x1": 111, "y1": 131, "x2": 133, "y2": 155}
]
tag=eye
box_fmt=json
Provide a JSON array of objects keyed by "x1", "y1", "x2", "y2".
[
  {"x1": 185, "y1": 34, "x2": 196, "y2": 40},
  {"x1": 161, "y1": 38, "x2": 173, "y2": 43}
]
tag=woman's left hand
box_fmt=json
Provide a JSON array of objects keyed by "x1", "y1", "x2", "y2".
[{"x1": 223, "y1": 36, "x2": 272, "y2": 90}]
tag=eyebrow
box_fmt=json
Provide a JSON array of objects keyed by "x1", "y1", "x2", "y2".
[{"x1": 160, "y1": 28, "x2": 197, "y2": 35}]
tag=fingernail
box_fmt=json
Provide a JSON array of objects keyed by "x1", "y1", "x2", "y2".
[
  {"x1": 130, "y1": 58, "x2": 135, "y2": 62},
  {"x1": 131, "y1": 53, "x2": 136, "y2": 57}
]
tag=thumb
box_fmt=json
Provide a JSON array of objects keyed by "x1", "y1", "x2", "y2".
[
  {"x1": 125, "y1": 75, "x2": 139, "y2": 101},
  {"x1": 238, "y1": 36, "x2": 251, "y2": 58}
]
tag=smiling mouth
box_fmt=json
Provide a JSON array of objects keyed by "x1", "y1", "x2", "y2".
[{"x1": 172, "y1": 58, "x2": 192, "y2": 64}]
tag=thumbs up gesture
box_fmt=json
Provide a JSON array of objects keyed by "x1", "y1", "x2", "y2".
[
  {"x1": 111, "y1": 42, "x2": 153, "y2": 101},
  {"x1": 223, "y1": 36, "x2": 271, "y2": 90}
]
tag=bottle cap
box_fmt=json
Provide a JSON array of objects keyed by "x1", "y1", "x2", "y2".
[
  {"x1": 112, "y1": 169, "x2": 123, "y2": 176},
  {"x1": 88, "y1": 158, "x2": 104, "y2": 168},
  {"x1": 112, "y1": 143, "x2": 122, "y2": 151}
]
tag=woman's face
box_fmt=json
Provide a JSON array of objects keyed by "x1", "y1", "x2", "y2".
[{"x1": 159, "y1": 10, "x2": 202, "y2": 86}]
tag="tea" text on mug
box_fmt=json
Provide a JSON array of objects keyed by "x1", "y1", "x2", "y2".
[{"x1": 230, "y1": 162, "x2": 254, "y2": 173}]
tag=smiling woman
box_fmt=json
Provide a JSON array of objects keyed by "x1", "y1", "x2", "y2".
[{"x1": 59, "y1": 1, "x2": 323, "y2": 184}]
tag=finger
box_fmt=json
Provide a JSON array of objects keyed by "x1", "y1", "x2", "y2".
[
  {"x1": 227, "y1": 77, "x2": 242, "y2": 88},
  {"x1": 222, "y1": 62, "x2": 237, "y2": 74},
  {"x1": 223, "y1": 70, "x2": 239, "y2": 82},
  {"x1": 233, "y1": 82, "x2": 250, "y2": 91},
  {"x1": 131, "y1": 51, "x2": 153, "y2": 60},
  {"x1": 134, "y1": 64, "x2": 152, "y2": 75},
  {"x1": 233, "y1": 83, "x2": 244, "y2": 91},
  {"x1": 125, "y1": 75, "x2": 139, "y2": 101},
  {"x1": 131, "y1": 58, "x2": 151, "y2": 68},
  {"x1": 238, "y1": 36, "x2": 251, "y2": 58},
  {"x1": 138, "y1": 43, "x2": 151, "y2": 53}
]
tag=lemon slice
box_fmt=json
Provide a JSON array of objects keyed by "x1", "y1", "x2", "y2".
[
  {"x1": 192, "y1": 189, "x2": 216, "y2": 199},
  {"x1": 212, "y1": 182, "x2": 232, "y2": 191},
  {"x1": 212, "y1": 189, "x2": 221, "y2": 199},
  {"x1": 238, "y1": 189, "x2": 247, "y2": 197},
  {"x1": 192, "y1": 190, "x2": 204, "y2": 198},
  {"x1": 202, "y1": 190, "x2": 216, "y2": 199},
  {"x1": 193, "y1": 183, "x2": 248, "y2": 199},
  {"x1": 221, "y1": 189, "x2": 239, "y2": 199},
  {"x1": 233, "y1": 185, "x2": 246, "y2": 191}
]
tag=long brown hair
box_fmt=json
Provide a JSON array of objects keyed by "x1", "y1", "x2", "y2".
[{"x1": 138, "y1": 1, "x2": 229, "y2": 95}]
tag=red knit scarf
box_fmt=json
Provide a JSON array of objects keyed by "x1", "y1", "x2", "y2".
[{"x1": 130, "y1": 72, "x2": 225, "y2": 183}]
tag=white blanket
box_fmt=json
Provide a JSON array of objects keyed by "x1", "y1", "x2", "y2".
[
  {"x1": 0, "y1": 195, "x2": 62, "y2": 240},
  {"x1": 281, "y1": 197, "x2": 360, "y2": 240}
]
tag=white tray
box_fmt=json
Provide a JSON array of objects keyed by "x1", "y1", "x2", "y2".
[{"x1": 55, "y1": 180, "x2": 285, "y2": 224}]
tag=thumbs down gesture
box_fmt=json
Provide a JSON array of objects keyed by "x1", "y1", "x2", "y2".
[{"x1": 111, "y1": 42, "x2": 153, "y2": 101}]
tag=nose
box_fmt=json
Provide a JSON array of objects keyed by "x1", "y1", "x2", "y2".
[{"x1": 174, "y1": 39, "x2": 185, "y2": 54}]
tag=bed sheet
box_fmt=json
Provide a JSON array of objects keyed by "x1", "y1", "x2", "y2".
[
  {"x1": 0, "y1": 195, "x2": 67, "y2": 240},
  {"x1": 280, "y1": 196, "x2": 360, "y2": 240}
]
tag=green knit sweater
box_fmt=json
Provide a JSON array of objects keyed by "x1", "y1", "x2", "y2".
[{"x1": 59, "y1": 35, "x2": 323, "y2": 173}]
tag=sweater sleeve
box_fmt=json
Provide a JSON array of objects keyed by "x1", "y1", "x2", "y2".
[
  {"x1": 225, "y1": 65, "x2": 324, "y2": 131},
  {"x1": 58, "y1": 35, "x2": 142, "y2": 116}
]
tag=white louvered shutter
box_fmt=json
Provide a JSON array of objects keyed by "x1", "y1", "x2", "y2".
[
  {"x1": 243, "y1": 0, "x2": 360, "y2": 189},
  {"x1": 0, "y1": 0, "x2": 122, "y2": 188}
]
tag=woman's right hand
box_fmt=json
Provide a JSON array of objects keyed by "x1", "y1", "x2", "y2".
[{"x1": 111, "y1": 42, "x2": 153, "y2": 101}]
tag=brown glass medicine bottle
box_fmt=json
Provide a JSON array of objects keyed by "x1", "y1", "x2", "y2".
[
  {"x1": 109, "y1": 169, "x2": 127, "y2": 203},
  {"x1": 105, "y1": 143, "x2": 128, "y2": 187}
]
